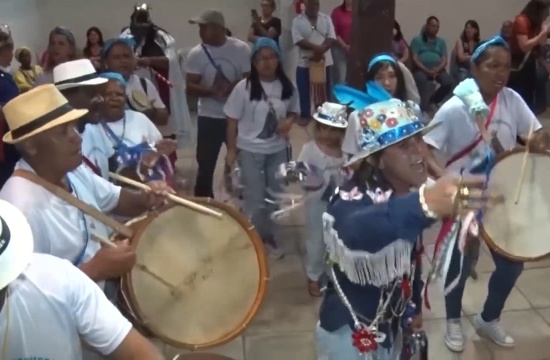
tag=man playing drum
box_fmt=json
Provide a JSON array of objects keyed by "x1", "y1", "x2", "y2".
[
  {"x1": 423, "y1": 36, "x2": 549, "y2": 352},
  {"x1": 316, "y1": 96, "x2": 493, "y2": 359},
  {"x1": 0, "y1": 200, "x2": 163, "y2": 359},
  {"x1": 0, "y1": 85, "x2": 171, "y2": 294}
]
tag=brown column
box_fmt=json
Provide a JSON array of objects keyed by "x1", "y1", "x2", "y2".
[{"x1": 346, "y1": 0, "x2": 395, "y2": 90}]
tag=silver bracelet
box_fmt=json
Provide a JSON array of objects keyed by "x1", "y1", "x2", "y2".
[{"x1": 419, "y1": 183, "x2": 438, "y2": 219}]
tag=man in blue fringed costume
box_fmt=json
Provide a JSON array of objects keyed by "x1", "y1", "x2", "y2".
[{"x1": 314, "y1": 84, "x2": 492, "y2": 359}]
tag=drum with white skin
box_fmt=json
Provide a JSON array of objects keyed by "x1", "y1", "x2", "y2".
[
  {"x1": 481, "y1": 149, "x2": 550, "y2": 262},
  {"x1": 118, "y1": 199, "x2": 268, "y2": 350}
]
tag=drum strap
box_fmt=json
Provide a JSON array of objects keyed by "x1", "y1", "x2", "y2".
[
  {"x1": 12, "y1": 169, "x2": 133, "y2": 238},
  {"x1": 445, "y1": 97, "x2": 498, "y2": 167}
]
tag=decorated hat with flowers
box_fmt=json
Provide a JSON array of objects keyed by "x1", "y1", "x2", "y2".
[
  {"x1": 313, "y1": 102, "x2": 348, "y2": 129},
  {"x1": 346, "y1": 98, "x2": 437, "y2": 166}
]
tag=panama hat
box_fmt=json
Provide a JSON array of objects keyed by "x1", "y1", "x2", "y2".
[
  {"x1": 313, "y1": 102, "x2": 348, "y2": 128},
  {"x1": 53, "y1": 59, "x2": 107, "y2": 90},
  {"x1": 345, "y1": 98, "x2": 439, "y2": 167},
  {"x1": 2, "y1": 84, "x2": 89, "y2": 144},
  {"x1": 0, "y1": 200, "x2": 34, "y2": 290}
]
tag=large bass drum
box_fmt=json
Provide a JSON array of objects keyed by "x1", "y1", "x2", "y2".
[
  {"x1": 481, "y1": 148, "x2": 550, "y2": 262},
  {"x1": 118, "y1": 199, "x2": 268, "y2": 350}
]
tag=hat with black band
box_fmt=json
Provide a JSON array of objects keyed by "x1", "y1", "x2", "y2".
[{"x1": 2, "y1": 84, "x2": 89, "y2": 144}]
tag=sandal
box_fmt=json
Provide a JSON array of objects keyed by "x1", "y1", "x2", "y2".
[{"x1": 307, "y1": 279, "x2": 322, "y2": 297}]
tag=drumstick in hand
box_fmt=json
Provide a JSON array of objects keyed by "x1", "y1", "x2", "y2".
[
  {"x1": 108, "y1": 172, "x2": 223, "y2": 219},
  {"x1": 514, "y1": 121, "x2": 535, "y2": 204},
  {"x1": 91, "y1": 233, "x2": 182, "y2": 297}
]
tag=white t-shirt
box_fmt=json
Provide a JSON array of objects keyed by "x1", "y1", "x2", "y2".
[
  {"x1": 291, "y1": 13, "x2": 336, "y2": 68},
  {"x1": 298, "y1": 141, "x2": 346, "y2": 199},
  {"x1": 0, "y1": 253, "x2": 132, "y2": 359},
  {"x1": 81, "y1": 110, "x2": 163, "y2": 178},
  {"x1": 224, "y1": 78, "x2": 300, "y2": 154},
  {"x1": 423, "y1": 88, "x2": 542, "y2": 173},
  {"x1": 0, "y1": 160, "x2": 121, "y2": 267},
  {"x1": 186, "y1": 37, "x2": 251, "y2": 118}
]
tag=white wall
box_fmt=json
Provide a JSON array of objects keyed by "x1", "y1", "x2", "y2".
[{"x1": 4, "y1": 0, "x2": 526, "y2": 73}]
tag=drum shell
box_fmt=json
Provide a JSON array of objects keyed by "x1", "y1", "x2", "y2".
[{"x1": 118, "y1": 199, "x2": 268, "y2": 350}]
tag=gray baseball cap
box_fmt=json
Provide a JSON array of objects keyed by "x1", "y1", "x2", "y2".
[{"x1": 189, "y1": 9, "x2": 225, "y2": 27}]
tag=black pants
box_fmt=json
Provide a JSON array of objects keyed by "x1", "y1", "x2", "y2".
[
  {"x1": 508, "y1": 55, "x2": 537, "y2": 111},
  {"x1": 194, "y1": 116, "x2": 227, "y2": 198}
]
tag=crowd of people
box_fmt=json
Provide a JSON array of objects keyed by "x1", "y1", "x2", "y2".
[{"x1": 0, "y1": 0, "x2": 549, "y2": 359}]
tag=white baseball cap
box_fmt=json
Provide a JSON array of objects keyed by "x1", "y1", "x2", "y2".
[
  {"x1": 0, "y1": 200, "x2": 34, "y2": 290},
  {"x1": 53, "y1": 59, "x2": 108, "y2": 91}
]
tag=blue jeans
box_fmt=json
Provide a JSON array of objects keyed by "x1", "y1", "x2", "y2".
[
  {"x1": 453, "y1": 67, "x2": 470, "y2": 82},
  {"x1": 412, "y1": 70, "x2": 455, "y2": 111},
  {"x1": 238, "y1": 149, "x2": 287, "y2": 242},
  {"x1": 331, "y1": 47, "x2": 348, "y2": 89},
  {"x1": 316, "y1": 323, "x2": 397, "y2": 360},
  {"x1": 305, "y1": 198, "x2": 328, "y2": 281},
  {"x1": 444, "y1": 242, "x2": 524, "y2": 321},
  {"x1": 296, "y1": 66, "x2": 332, "y2": 118}
]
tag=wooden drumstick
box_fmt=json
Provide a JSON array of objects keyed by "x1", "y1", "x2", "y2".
[
  {"x1": 91, "y1": 233, "x2": 182, "y2": 297},
  {"x1": 514, "y1": 121, "x2": 535, "y2": 204},
  {"x1": 91, "y1": 233, "x2": 117, "y2": 248},
  {"x1": 108, "y1": 172, "x2": 223, "y2": 219}
]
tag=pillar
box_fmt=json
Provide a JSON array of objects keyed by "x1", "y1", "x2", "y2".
[{"x1": 346, "y1": 0, "x2": 395, "y2": 90}]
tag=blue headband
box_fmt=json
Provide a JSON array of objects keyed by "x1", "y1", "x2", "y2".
[
  {"x1": 367, "y1": 54, "x2": 397, "y2": 72},
  {"x1": 471, "y1": 35, "x2": 508, "y2": 62},
  {"x1": 101, "y1": 38, "x2": 136, "y2": 59},
  {"x1": 50, "y1": 27, "x2": 75, "y2": 45},
  {"x1": 100, "y1": 72, "x2": 127, "y2": 88},
  {"x1": 252, "y1": 37, "x2": 280, "y2": 58}
]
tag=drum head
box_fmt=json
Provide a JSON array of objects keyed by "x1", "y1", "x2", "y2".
[
  {"x1": 124, "y1": 200, "x2": 268, "y2": 349},
  {"x1": 482, "y1": 150, "x2": 550, "y2": 261},
  {"x1": 130, "y1": 90, "x2": 152, "y2": 111}
]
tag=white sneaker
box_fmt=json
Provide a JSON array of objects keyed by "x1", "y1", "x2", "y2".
[
  {"x1": 444, "y1": 319, "x2": 465, "y2": 352},
  {"x1": 473, "y1": 314, "x2": 514, "y2": 347}
]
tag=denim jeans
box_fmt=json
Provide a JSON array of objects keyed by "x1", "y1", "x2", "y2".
[
  {"x1": 331, "y1": 46, "x2": 348, "y2": 89},
  {"x1": 238, "y1": 149, "x2": 287, "y2": 242},
  {"x1": 296, "y1": 66, "x2": 332, "y2": 118},
  {"x1": 305, "y1": 198, "x2": 329, "y2": 281},
  {"x1": 453, "y1": 67, "x2": 470, "y2": 82},
  {"x1": 444, "y1": 242, "x2": 524, "y2": 321},
  {"x1": 316, "y1": 323, "x2": 397, "y2": 360},
  {"x1": 412, "y1": 70, "x2": 455, "y2": 111}
]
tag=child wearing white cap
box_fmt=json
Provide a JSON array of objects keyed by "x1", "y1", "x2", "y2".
[{"x1": 298, "y1": 102, "x2": 347, "y2": 297}]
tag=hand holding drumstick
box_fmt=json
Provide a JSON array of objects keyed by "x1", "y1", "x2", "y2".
[
  {"x1": 91, "y1": 234, "x2": 182, "y2": 297},
  {"x1": 109, "y1": 172, "x2": 223, "y2": 219},
  {"x1": 514, "y1": 122, "x2": 536, "y2": 204}
]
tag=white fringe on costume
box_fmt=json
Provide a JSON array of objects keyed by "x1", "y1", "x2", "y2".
[{"x1": 322, "y1": 184, "x2": 415, "y2": 288}]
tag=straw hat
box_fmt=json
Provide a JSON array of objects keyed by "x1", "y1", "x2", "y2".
[{"x1": 2, "y1": 84, "x2": 89, "y2": 144}]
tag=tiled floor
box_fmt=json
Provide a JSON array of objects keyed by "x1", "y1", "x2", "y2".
[{"x1": 157, "y1": 120, "x2": 550, "y2": 360}]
